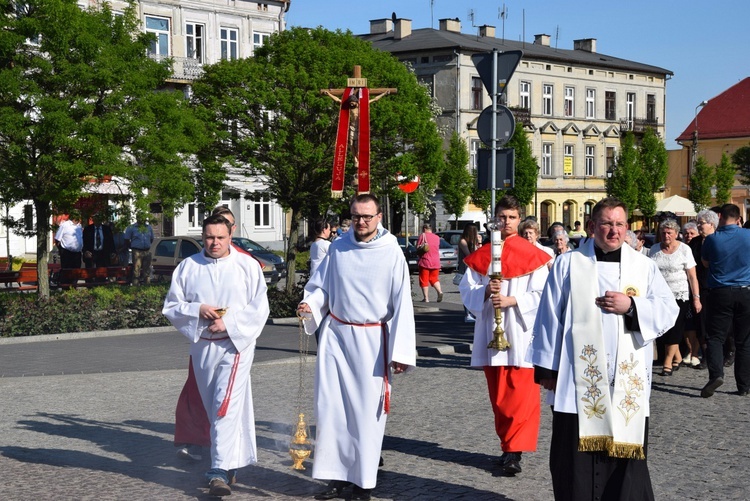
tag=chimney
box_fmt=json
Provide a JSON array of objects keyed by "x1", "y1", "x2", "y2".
[
  {"x1": 534, "y1": 33, "x2": 551, "y2": 46},
  {"x1": 369, "y1": 18, "x2": 393, "y2": 35},
  {"x1": 394, "y1": 18, "x2": 412, "y2": 40},
  {"x1": 439, "y1": 18, "x2": 461, "y2": 33},
  {"x1": 573, "y1": 38, "x2": 597, "y2": 53},
  {"x1": 479, "y1": 25, "x2": 495, "y2": 38}
]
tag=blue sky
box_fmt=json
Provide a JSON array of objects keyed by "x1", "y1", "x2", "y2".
[{"x1": 286, "y1": 0, "x2": 749, "y2": 149}]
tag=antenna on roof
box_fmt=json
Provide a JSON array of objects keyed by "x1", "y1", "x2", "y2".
[
  {"x1": 499, "y1": 4, "x2": 508, "y2": 43},
  {"x1": 555, "y1": 25, "x2": 560, "y2": 50},
  {"x1": 430, "y1": 0, "x2": 434, "y2": 29},
  {"x1": 468, "y1": 8, "x2": 476, "y2": 27}
]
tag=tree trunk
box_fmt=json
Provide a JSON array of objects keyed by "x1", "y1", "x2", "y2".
[
  {"x1": 284, "y1": 208, "x2": 302, "y2": 291},
  {"x1": 35, "y1": 200, "x2": 51, "y2": 299}
]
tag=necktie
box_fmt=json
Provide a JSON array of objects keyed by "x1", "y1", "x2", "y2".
[{"x1": 95, "y1": 227, "x2": 101, "y2": 250}]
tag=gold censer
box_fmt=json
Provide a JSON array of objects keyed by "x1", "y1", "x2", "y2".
[{"x1": 289, "y1": 413, "x2": 313, "y2": 470}]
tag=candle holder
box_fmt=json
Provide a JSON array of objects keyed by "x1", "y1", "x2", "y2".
[{"x1": 486, "y1": 218, "x2": 510, "y2": 351}]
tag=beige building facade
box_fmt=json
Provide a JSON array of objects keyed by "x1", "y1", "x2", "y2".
[{"x1": 363, "y1": 17, "x2": 672, "y2": 233}]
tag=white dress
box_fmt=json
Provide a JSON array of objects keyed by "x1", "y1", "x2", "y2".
[
  {"x1": 163, "y1": 248, "x2": 269, "y2": 471},
  {"x1": 303, "y1": 228, "x2": 416, "y2": 489},
  {"x1": 648, "y1": 242, "x2": 696, "y2": 300}
]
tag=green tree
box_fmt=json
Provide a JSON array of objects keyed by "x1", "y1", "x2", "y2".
[
  {"x1": 732, "y1": 145, "x2": 750, "y2": 185},
  {"x1": 193, "y1": 27, "x2": 443, "y2": 290},
  {"x1": 606, "y1": 132, "x2": 640, "y2": 215},
  {"x1": 637, "y1": 128, "x2": 668, "y2": 221},
  {"x1": 0, "y1": 0, "x2": 205, "y2": 297},
  {"x1": 440, "y1": 132, "x2": 472, "y2": 228},
  {"x1": 714, "y1": 152, "x2": 735, "y2": 205},
  {"x1": 689, "y1": 156, "x2": 714, "y2": 211},
  {"x1": 506, "y1": 126, "x2": 538, "y2": 207}
]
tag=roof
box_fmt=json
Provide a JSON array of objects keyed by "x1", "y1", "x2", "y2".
[
  {"x1": 360, "y1": 27, "x2": 673, "y2": 77},
  {"x1": 675, "y1": 77, "x2": 750, "y2": 142}
]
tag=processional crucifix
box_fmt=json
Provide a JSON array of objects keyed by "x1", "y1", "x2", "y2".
[{"x1": 321, "y1": 66, "x2": 397, "y2": 197}]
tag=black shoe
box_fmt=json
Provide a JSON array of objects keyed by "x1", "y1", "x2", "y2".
[
  {"x1": 314, "y1": 481, "x2": 350, "y2": 500},
  {"x1": 658, "y1": 369, "x2": 672, "y2": 377},
  {"x1": 701, "y1": 377, "x2": 724, "y2": 398},
  {"x1": 737, "y1": 389, "x2": 749, "y2": 396},
  {"x1": 351, "y1": 486, "x2": 372, "y2": 500},
  {"x1": 724, "y1": 352, "x2": 735, "y2": 367},
  {"x1": 502, "y1": 452, "x2": 522, "y2": 475},
  {"x1": 208, "y1": 478, "x2": 232, "y2": 497}
]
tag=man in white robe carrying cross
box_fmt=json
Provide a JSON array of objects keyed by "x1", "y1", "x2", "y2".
[
  {"x1": 529, "y1": 197, "x2": 678, "y2": 500},
  {"x1": 297, "y1": 193, "x2": 416, "y2": 501},
  {"x1": 163, "y1": 214, "x2": 269, "y2": 497}
]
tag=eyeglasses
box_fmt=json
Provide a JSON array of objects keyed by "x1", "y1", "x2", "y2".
[{"x1": 350, "y1": 213, "x2": 379, "y2": 222}]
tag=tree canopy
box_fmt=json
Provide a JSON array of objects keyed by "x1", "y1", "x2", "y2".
[
  {"x1": 440, "y1": 132, "x2": 472, "y2": 227},
  {"x1": 689, "y1": 156, "x2": 714, "y2": 211},
  {"x1": 732, "y1": 145, "x2": 750, "y2": 185},
  {"x1": 607, "y1": 132, "x2": 640, "y2": 215},
  {"x1": 636, "y1": 128, "x2": 668, "y2": 219},
  {"x1": 505, "y1": 126, "x2": 538, "y2": 207},
  {"x1": 192, "y1": 27, "x2": 444, "y2": 289},
  {"x1": 714, "y1": 152, "x2": 735, "y2": 205},
  {"x1": 0, "y1": 0, "x2": 205, "y2": 297}
]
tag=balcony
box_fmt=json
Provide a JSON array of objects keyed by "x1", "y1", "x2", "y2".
[
  {"x1": 619, "y1": 117, "x2": 659, "y2": 135},
  {"x1": 149, "y1": 55, "x2": 204, "y2": 82}
]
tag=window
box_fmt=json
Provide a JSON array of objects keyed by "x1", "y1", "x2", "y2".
[
  {"x1": 605, "y1": 91, "x2": 616, "y2": 120},
  {"x1": 646, "y1": 94, "x2": 656, "y2": 122},
  {"x1": 585, "y1": 145, "x2": 595, "y2": 177},
  {"x1": 179, "y1": 239, "x2": 201, "y2": 259},
  {"x1": 254, "y1": 200, "x2": 271, "y2": 227},
  {"x1": 563, "y1": 144, "x2": 574, "y2": 176},
  {"x1": 470, "y1": 139, "x2": 481, "y2": 173},
  {"x1": 626, "y1": 92, "x2": 636, "y2": 129},
  {"x1": 564, "y1": 86, "x2": 575, "y2": 117},
  {"x1": 606, "y1": 147, "x2": 617, "y2": 171},
  {"x1": 146, "y1": 16, "x2": 170, "y2": 56},
  {"x1": 185, "y1": 23, "x2": 204, "y2": 63},
  {"x1": 253, "y1": 32, "x2": 270, "y2": 53},
  {"x1": 221, "y1": 27, "x2": 239, "y2": 60},
  {"x1": 542, "y1": 143, "x2": 553, "y2": 176},
  {"x1": 543, "y1": 84, "x2": 553, "y2": 116},
  {"x1": 155, "y1": 240, "x2": 177, "y2": 258},
  {"x1": 24, "y1": 204, "x2": 34, "y2": 232},
  {"x1": 471, "y1": 77, "x2": 483, "y2": 110},
  {"x1": 586, "y1": 89, "x2": 596, "y2": 119},
  {"x1": 540, "y1": 202, "x2": 551, "y2": 234},
  {"x1": 519, "y1": 81, "x2": 531, "y2": 110},
  {"x1": 583, "y1": 202, "x2": 594, "y2": 229},
  {"x1": 187, "y1": 203, "x2": 205, "y2": 228}
]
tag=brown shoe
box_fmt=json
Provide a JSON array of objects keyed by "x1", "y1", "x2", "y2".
[{"x1": 209, "y1": 478, "x2": 232, "y2": 497}]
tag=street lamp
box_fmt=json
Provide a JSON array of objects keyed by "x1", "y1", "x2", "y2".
[{"x1": 691, "y1": 100, "x2": 708, "y2": 174}]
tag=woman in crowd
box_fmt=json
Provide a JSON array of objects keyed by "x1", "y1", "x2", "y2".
[
  {"x1": 682, "y1": 221, "x2": 699, "y2": 244},
  {"x1": 650, "y1": 219, "x2": 702, "y2": 376},
  {"x1": 519, "y1": 219, "x2": 554, "y2": 268},
  {"x1": 551, "y1": 230, "x2": 570, "y2": 258},
  {"x1": 417, "y1": 223, "x2": 443, "y2": 302},
  {"x1": 457, "y1": 224, "x2": 482, "y2": 322},
  {"x1": 309, "y1": 217, "x2": 331, "y2": 278}
]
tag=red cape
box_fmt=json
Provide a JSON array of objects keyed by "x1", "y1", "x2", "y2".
[{"x1": 463, "y1": 234, "x2": 551, "y2": 278}]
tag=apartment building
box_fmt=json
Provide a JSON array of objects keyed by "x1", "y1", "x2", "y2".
[{"x1": 362, "y1": 17, "x2": 672, "y2": 233}]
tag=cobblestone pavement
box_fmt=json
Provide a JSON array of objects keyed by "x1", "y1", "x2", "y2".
[{"x1": 1, "y1": 274, "x2": 749, "y2": 499}]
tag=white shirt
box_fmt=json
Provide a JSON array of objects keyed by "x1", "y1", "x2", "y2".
[
  {"x1": 649, "y1": 241, "x2": 696, "y2": 301},
  {"x1": 308, "y1": 237, "x2": 331, "y2": 278},
  {"x1": 55, "y1": 220, "x2": 83, "y2": 252}
]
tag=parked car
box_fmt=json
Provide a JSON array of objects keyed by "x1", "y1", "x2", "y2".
[
  {"x1": 437, "y1": 229, "x2": 487, "y2": 253},
  {"x1": 231, "y1": 237, "x2": 286, "y2": 279},
  {"x1": 150, "y1": 236, "x2": 280, "y2": 284},
  {"x1": 396, "y1": 236, "x2": 419, "y2": 274},
  {"x1": 409, "y1": 236, "x2": 458, "y2": 272}
]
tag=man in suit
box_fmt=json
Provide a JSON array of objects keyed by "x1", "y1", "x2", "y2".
[{"x1": 82, "y1": 213, "x2": 116, "y2": 269}]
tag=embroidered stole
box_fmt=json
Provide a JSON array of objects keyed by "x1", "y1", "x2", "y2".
[
  {"x1": 331, "y1": 88, "x2": 371, "y2": 197},
  {"x1": 570, "y1": 249, "x2": 648, "y2": 460}
]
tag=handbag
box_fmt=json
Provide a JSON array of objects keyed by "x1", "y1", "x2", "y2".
[
  {"x1": 452, "y1": 272, "x2": 464, "y2": 286},
  {"x1": 416, "y1": 235, "x2": 429, "y2": 255}
]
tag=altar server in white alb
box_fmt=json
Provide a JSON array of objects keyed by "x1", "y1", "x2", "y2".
[
  {"x1": 529, "y1": 197, "x2": 678, "y2": 501},
  {"x1": 297, "y1": 194, "x2": 416, "y2": 501},
  {"x1": 163, "y1": 214, "x2": 269, "y2": 498}
]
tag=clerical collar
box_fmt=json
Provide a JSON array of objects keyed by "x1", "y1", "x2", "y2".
[{"x1": 594, "y1": 245, "x2": 621, "y2": 262}]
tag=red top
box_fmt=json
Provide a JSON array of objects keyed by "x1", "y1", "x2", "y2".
[
  {"x1": 417, "y1": 232, "x2": 441, "y2": 270},
  {"x1": 463, "y1": 234, "x2": 551, "y2": 279}
]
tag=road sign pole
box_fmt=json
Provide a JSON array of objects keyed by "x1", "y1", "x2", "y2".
[{"x1": 491, "y1": 49, "x2": 498, "y2": 213}]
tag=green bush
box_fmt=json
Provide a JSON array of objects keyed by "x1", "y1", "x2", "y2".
[
  {"x1": 0, "y1": 280, "x2": 301, "y2": 337},
  {"x1": 295, "y1": 250, "x2": 310, "y2": 272}
]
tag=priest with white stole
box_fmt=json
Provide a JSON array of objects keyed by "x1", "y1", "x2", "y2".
[
  {"x1": 459, "y1": 195, "x2": 552, "y2": 476},
  {"x1": 163, "y1": 214, "x2": 269, "y2": 498},
  {"x1": 297, "y1": 193, "x2": 416, "y2": 501},
  {"x1": 529, "y1": 197, "x2": 678, "y2": 501}
]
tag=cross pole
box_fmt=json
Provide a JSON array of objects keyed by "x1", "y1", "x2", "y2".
[{"x1": 321, "y1": 65, "x2": 397, "y2": 197}]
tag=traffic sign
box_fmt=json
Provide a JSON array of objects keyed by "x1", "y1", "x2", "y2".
[
  {"x1": 477, "y1": 105, "x2": 516, "y2": 147},
  {"x1": 477, "y1": 149, "x2": 515, "y2": 189},
  {"x1": 471, "y1": 50, "x2": 522, "y2": 96},
  {"x1": 397, "y1": 174, "x2": 419, "y2": 194}
]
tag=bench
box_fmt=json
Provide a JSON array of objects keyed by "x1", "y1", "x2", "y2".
[
  {"x1": 58, "y1": 266, "x2": 132, "y2": 288},
  {"x1": 0, "y1": 268, "x2": 39, "y2": 291}
]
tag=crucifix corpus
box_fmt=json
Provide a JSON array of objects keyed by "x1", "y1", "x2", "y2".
[{"x1": 321, "y1": 65, "x2": 397, "y2": 197}]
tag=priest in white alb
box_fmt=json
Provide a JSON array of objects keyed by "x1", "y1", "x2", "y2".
[
  {"x1": 529, "y1": 198, "x2": 678, "y2": 501},
  {"x1": 163, "y1": 214, "x2": 269, "y2": 498},
  {"x1": 298, "y1": 194, "x2": 416, "y2": 501}
]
